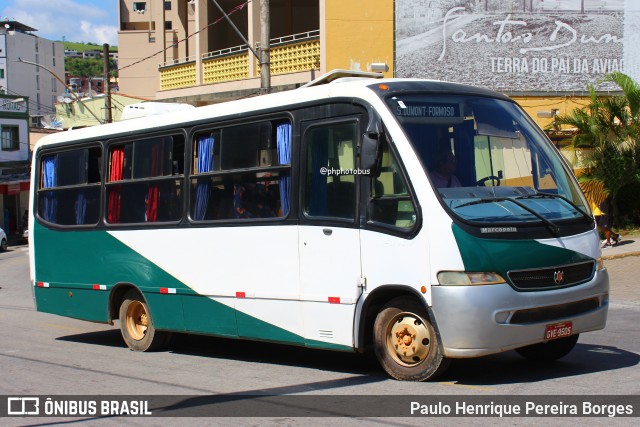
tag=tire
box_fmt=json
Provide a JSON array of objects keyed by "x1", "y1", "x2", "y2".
[
  {"x1": 515, "y1": 334, "x2": 579, "y2": 362},
  {"x1": 373, "y1": 296, "x2": 449, "y2": 381},
  {"x1": 0, "y1": 238, "x2": 7, "y2": 252},
  {"x1": 119, "y1": 290, "x2": 172, "y2": 351}
]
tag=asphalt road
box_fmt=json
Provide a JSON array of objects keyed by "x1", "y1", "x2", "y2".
[{"x1": 0, "y1": 245, "x2": 638, "y2": 425}]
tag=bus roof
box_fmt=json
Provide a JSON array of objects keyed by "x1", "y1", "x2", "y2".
[{"x1": 33, "y1": 77, "x2": 511, "y2": 150}]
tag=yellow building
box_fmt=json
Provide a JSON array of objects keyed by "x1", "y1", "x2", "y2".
[{"x1": 118, "y1": 0, "x2": 393, "y2": 103}]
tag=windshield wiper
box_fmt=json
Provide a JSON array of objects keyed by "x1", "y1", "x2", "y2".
[
  {"x1": 454, "y1": 197, "x2": 560, "y2": 236},
  {"x1": 515, "y1": 192, "x2": 592, "y2": 221}
]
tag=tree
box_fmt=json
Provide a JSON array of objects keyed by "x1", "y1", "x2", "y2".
[
  {"x1": 550, "y1": 72, "x2": 640, "y2": 226},
  {"x1": 66, "y1": 58, "x2": 118, "y2": 78}
]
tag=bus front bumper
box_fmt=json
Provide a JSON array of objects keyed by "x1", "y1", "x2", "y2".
[{"x1": 430, "y1": 269, "x2": 609, "y2": 358}]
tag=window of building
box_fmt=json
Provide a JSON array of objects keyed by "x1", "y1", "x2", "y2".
[
  {"x1": 0, "y1": 69, "x2": 4, "y2": 79},
  {"x1": 133, "y1": 2, "x2": 146, "y2": 12},
  {"x1": 190, "y1": 119, "x2": 292, "y2": 221},
  {"x1": 165, "y1": 1, "x2": 172, "y2": 11},
  {"x1": 106, "y1": 134, "x2": 185, "y2": 224},
  {"x1": 164, "y1": 21, "x2": 173, "y2": 30},
  {"x1": 52, "y1": 78, "x2": 57, "y2": 92},
  {"x1": 304, "y1": 121, "x2": 357, "y2": 220},
  {"x1": 1, "y1": 126, "x2": 19, "y2": 151},
  {"x1": 37, "y1": 147, "x2": 102, "y2": 225},
  {"x1": 36, "y1": 75, "x2": 40, "y2": 90}
]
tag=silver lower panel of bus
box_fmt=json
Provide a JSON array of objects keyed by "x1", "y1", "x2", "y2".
[{"x1": 430, "y1": 269, "x2": 609, "y2": 358}]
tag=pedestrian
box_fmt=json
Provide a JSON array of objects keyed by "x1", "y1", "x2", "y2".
[{"x1": 593, "y1": 198, "x2": 620, "y2": 248}]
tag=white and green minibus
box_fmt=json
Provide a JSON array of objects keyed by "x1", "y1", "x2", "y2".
[{"x1": 29, "y1": 72, "x2": 608, "y2": 381}]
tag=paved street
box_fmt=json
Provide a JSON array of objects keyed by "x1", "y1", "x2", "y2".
[
  {"x1": 599, "y1": 233, "x2": 640, "y2": 305},
  {"x1": 0, "y1": 241, "x2": 638, "y2": 425}
]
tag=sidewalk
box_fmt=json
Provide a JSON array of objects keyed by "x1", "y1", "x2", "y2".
[{"x1": 600, "y1": 233, "x2": 640, "y2": 260}]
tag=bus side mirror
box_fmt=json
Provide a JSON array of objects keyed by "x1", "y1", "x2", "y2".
[{"x1": 361, "y1": 116, "x2": 383, "y2": 177}]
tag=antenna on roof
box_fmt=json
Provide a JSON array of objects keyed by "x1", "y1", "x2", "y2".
[{"x1": 300, "y1": 69, "x2": 383, "y2": 88}]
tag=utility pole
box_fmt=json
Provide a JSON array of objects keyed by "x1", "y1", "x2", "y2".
[
  {"x1": 103, "y1": 43, "x2": 113, "y2": 123},
  {"x1": 260, "y1": 0, "x2": 271, "y2": 94}
]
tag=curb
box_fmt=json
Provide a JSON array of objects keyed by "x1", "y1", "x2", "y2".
[{"x1": 602, "y1": 251, "x2": 640, "y2": 260}]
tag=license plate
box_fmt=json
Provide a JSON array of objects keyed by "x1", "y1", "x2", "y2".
[{"x1": 544, "y1": 321, "x2": 573, "y2": 341}]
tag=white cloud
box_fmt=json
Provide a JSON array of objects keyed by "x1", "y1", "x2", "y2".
[
  {"x1": 2, "y1": 0, "x2": 117, "y2": 44},
  {"x1": 79, "y1": 20, "x2": 118, "y2": 45}
]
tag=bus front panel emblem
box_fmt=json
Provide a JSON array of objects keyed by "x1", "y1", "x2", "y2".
[{"x1": 553, "y1": 270, "x2": 565, "y2": 285}]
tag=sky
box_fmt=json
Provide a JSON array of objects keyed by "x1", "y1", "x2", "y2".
[{"x1": 1, "y1": 0, "x2": 118, "y2": 45}]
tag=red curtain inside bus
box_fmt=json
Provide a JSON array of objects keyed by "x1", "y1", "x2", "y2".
[
  {"x1": 145, "y1": 142, "x2": 161, "y2": 222},
  {"x1": 108, "y1": 148, "x2": 124, "y2": 223}
]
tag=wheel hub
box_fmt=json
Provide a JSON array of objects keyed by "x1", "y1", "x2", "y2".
[
  {"x1": 388, "y1": 314, "x2": 431, "y2": 365},
  {"x1": 126, "y1": 301, "x2": 149, "y2": 341}
]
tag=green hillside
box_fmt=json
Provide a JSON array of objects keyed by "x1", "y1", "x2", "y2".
[{"x1": 62, "y1": 42, "x2": 118, "y2": 52}]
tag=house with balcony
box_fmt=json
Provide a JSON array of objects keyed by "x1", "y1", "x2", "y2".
[{"x1": 117, "y1": 0, "x2": 393, "y2": 103}]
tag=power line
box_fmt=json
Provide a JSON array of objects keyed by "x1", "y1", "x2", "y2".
[{"x1": 118, "y1": 0, "x2": 253, "y2": 72}]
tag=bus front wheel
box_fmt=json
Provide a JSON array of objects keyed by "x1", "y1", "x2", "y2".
[
  {"x1": 373, "y1": 297, "x2": 449, "y2": 381},
  {"x1": 515, "y1": 334, "x2": 579, "y2": 361},
  {"x1": 119, "y1": 290, "x2": 171, "y2": 352}
]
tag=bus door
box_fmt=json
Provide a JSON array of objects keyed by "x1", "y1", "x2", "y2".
[{"x1": 299, "y1": 116, "x2": 363, "y2": 349}]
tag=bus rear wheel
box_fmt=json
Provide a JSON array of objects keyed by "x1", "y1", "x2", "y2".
[
  {"x1": 374, "y1": 296, "x2": 449, "y2": 381},
  {"x1": 119, "y1": 290, "x2": 171, "y2": 352},
  {"x1": 515, "y1": 334, "x2": 579, "y2": 361}
]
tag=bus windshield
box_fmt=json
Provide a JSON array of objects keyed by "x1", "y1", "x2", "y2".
[{"x1": 386, "y1": 94, "x2": 589, "y2": 225}]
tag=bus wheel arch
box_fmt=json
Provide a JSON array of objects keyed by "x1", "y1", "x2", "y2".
[
  {"x1": 114, "y1": 286, "x2": 172, "y2": 352},
  {"x1": 369, "y1": 293, "x2": 449, "y2": 381},
  {"x1": 109, "y1": 283, "x2": 139, "y2": 324}
]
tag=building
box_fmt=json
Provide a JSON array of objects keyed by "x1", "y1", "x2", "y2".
[
  {"x1": 394, "y1": 0, "x2": 633, "y2": 136},
  {"x1": 117, "y1": 0, "x2": 640, "y2": 141},
  {"x1": 64, "y1": 49, "x2": 83, "y2": 59},
  {"x1": 65, "y1": 75, "x2": 107, "y2": 97},
  {"x1": 0, "y1": 94, "x2": 30, "y2": 236},
  {"x1": 0, "y1": 20, "x2": 65, "y2": 119},
  {"x1": 54, "y1": 93, "x2": 149, "y2": 128},
  {"x1": 117, "y1": 0, "x2": 392, "y2": 102}
]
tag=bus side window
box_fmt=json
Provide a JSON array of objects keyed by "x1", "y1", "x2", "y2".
[
  {"x1": 37, "y1": 147, "x2": 102, "y2": 226},
  {"x1": 190, "y1": 120, "x2": 291, "y2": 221},
  {"x1": 367, "y1": 139, "x2": 416, "y2": 230},
  {"x1": 106, "y1": 135, "x2": 184, "y2": 224},
  {"x1": 304, "y1": 122, "x2": 357, "y2": 220}
]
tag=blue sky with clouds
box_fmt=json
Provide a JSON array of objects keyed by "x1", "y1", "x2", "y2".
[{"x1": 1, "y1": 0, "x2": 118, "y2": 45}]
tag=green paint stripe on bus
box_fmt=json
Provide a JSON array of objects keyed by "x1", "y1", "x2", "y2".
[
  {"x1": 452, "y1": 224, "x2": 593, "y2": 276},
  {"x1": 33, "y1": 222, "x2": 353, "y2": 352}
]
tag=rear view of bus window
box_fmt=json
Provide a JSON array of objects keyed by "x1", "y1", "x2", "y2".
[{"x1": 38, "y1": 147, "x2": 102, "y2": 226}]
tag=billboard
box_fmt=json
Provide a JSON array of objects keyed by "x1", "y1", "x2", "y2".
[{"x1": 395, "y1": 0, "x2": 639, "y2": 92}]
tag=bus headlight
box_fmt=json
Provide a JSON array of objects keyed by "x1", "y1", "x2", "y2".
[{"x1": 437, "y1": 271, "x2": 506, "y2": 286}]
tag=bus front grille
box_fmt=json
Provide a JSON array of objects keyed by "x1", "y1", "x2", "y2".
[{"x1": 507, "y1": 261, "x2": 595, "y2": 291}]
